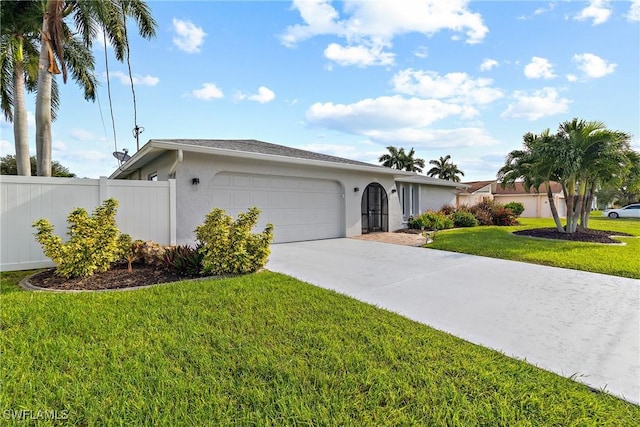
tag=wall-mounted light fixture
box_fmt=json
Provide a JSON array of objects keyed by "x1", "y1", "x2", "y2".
[
  {"x1": 354, "y1": 187, "x2": 359, "y2": 192},
  {"x1": 192, "y1": 178, "x2": 200, "y2": 185}
]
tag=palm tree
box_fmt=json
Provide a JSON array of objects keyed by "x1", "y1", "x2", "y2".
[
  {"x1": 379, "y1": 146, "x2": 405, "y2": 169},
  {"x1": 499, "y1": 119, "x2": 632, "y2": 233},
  {"x1": 426, "y1": 155, "x2": 465, "y2": 182},
  {"x1": 379, "y1": 146, "x2": 426, "y2": 173},
  {"x1": 555, "y1": 118, "x2": 631, "y2": 232},
  {"x1": 35, "y1": 0, "x2": 157, "y2": 176},
  {"x1": 497, "y1": 130, "x2": 565, "y2": 232},
  {"x1": 1, "y1": 0, "x2": 42, "y2": 176},
  {"x1": 403, "y1": 147, "x2": 425, "y2": 173},
  {"x1": 1, "y1": 0, "x2": 98, "y2": 176}
]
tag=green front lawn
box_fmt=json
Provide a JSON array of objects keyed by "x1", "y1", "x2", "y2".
[
  {"x1": 427, "y1": 216, "x2": 640, "y2": 279},
  {"x1": 1, "y1": 271, "x2": 638, "y2": 425}
]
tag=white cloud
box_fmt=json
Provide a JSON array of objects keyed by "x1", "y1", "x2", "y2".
[
  {"x1": 573, "y1": 53, "x2": 616, "y2": 79},
  {"x1": 172, "y1": 18, "x2": 206, "y2": 53},
  {"x1": 307, "y1": 96, "x2": 478, "y2": 134},
  {"x1": 414, "y1": 46, "x2": 428, "y2": 58},
  {"x1": 365, "y1": 127, "x2": 499, "y2": 148},
  {"x1": 501, "y1": 87, "x2": 571, "y2": 121},
  {"x1": 524, "y1": 57, "x2": 556, "y2": 79},
  {"x1": 566, "y1": 74, "x2": 578, "y2": 82},
  {"x1": 517, "y1": 2, "x2": 557, "y2": 20},
  {"x1": 629, "y1": 0, "x2": 640, "y2": 21},
  {"x1": 479, "y1": 58, "x2": 498, "y2": 71},
  {"x1": 575, "y1": 0, "x2": 611, "y2": 25},
  {"x1": 69, "y1": 128, "x2": 107, "y2": 142},
  {"x1": 107, "y1": 71, "x2": 159, "y2": 86},
  {"x1": 235, "y1": 86, "x2": 276, "y2": 104},
  {"x1": 304, "y1": 95, "x2": 494, "y2": 149},
  {"x1": 324, "y1": 42, "x2": 395, "y2": 67},
  {"x1": 535, "y1": 2, "x2": 557, "y2": 16},
  {"x1": 281, "y1": 0, "x2": 488, "y2": 67},
  {"x1": 191, "y1": 83, "x2": 224, "y2": 100},
  {"x1": 280, "y1": 0, "x2": 343, "y2": 47},
  {"x1": 391, "y1": 69, "x2": 504, "y2": 105}
]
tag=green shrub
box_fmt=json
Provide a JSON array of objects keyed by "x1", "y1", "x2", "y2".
[
  {"x1": 504, "y1": 202, "x2": 525, "y2": 217},
  {"x1": 163, "y1": 244, "x2": 204, "y2": 277},
  {"x1": 407, "y1": 215, "x2": 424, "y2": 229},
  {"x1": 417, "y1": 211, "x2": 454, "y2": 230},
  {"x1": 452, "y1": 210, "x2": 478, "y2": 227},
  {"x1": 195, "y1": 207, "x2": 274, "y2": 275},
  {"x1": 33, "y1": 198, "x2": 130, "y2": 278}
]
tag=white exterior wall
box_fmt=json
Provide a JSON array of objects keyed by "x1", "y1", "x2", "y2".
[
  {"x1": 418, "y1": 185, "x2": 458, "y2": 213},
  {"x1": 0, "y1": 176, "x2": 175, "y2": 271},
  {"x1": 169, "y1": 152, "x2": 402, "y2": 244}
]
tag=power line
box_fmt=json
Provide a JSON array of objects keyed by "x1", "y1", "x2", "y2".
[
  {"x1": 102, "y1": 28, "x2": 118, "y2": 157},
  {"x1": 123, "y1": 15, "x2": 143, "y2": 151}
]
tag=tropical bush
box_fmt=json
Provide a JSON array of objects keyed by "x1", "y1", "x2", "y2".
[
  {"x1": 409, "y1": 211, "x2": 454, "y2": 230},
  {"x1": 468, "y1": 199, "x2": 517, "y2": 226},
  {"x1": 438, "y1": 204, "x2": 456, "y2": 216},
  {"x1": 504, "y1": 202, "x2": 525, "y2": 217},
  {"x1": 492, "y1": 206, "x2": 518, "y2": 226},
  {"x1": 33, "y1": 198, "x2": 130, "y2": 278},
  {"x1": 132, "y1": 240, "x2": 167, "y2": 267},
  {"x1": 163, "y1": 244, "x2": 204, "y2": 277},
  {"x1": 451, "y1": 210, "x2": 479, "y2": 227},
  {"x1": 195, "y1": 207, "x2": 274, "y2": 275}
]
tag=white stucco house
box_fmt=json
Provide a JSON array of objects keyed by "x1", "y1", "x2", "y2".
[{"x1": 110, "y1": 139, "x2": 466, "y2": 244}]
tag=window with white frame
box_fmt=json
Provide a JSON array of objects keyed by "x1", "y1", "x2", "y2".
[{"x1": 411, "y1": 185, "x2": 419, "y2": 215}]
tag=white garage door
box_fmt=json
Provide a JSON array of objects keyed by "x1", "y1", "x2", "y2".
[{"x1": 211, "y1": 172, "x2": 344, "y2": 243}]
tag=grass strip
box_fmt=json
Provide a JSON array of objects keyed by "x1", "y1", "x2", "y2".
[
  {"x1": 1, "y1": 270, "x2": 638, "y2": 425},
  {"x1": 427, "y1": 216, "x2": 640, "y2": 278}
]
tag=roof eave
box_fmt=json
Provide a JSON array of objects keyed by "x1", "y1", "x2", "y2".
[{"x1": 112, "y1": 140, "x2": 412, "y2": 178}]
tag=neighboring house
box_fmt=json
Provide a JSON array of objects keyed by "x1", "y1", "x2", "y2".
[
  {"x1": 110, "y1": 139, "x2": 466, "y2": 244},
  {"x1": 457, "y1": 180, "x2": 565, "y2": 218}
]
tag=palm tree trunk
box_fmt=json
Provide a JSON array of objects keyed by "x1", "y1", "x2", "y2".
[
  {"x1": 565, "y1": 181, "x2": 576, "y2": 233},
  {"x1": 581, "y1": 181, "x2": 597, "y2": 229},
  {"x1": 13, "y1": 61, "x2": 31, "y2": 176},
  {"x1": 546, "y1": 183, "x2": 563, "y2": 232},
  {"x1": 573, "y1": 180, "x2": 587, "y2": 232},
  {"x1": 35, "y1": 8, "x2": 54, "y2": 177}
]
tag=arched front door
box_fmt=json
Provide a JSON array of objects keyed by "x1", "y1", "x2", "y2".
[{"x1": 361, "y1": 183, "x2": 388, "y2": 233}]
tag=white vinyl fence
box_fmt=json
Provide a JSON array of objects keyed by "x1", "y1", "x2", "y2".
[{"x1": 0, "y1": 176, "x2": 176, "y2": 271}]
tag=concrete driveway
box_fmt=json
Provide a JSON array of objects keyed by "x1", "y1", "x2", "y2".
[{"x1": 267, "y1": 238, "x2": 640, "y2": 404}]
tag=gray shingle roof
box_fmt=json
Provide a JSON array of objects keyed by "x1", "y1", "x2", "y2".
[{"x1": 151, "y1": 139, "x2": 382, "y2": 169}]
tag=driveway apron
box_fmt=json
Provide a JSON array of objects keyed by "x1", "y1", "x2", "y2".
[{"x1": 267, "y1": 238, "x2": 640, "y2": 404}]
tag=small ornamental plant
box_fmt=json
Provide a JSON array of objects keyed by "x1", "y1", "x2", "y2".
[
  {"x1": 195, "y1": 207, "x2": 274, "y2": 275},
  {"x1": 33, "y1": 198, "x2": 131, "y2": 278}
]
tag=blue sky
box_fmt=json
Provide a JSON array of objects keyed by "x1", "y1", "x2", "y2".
[{"x1": 1, "y1": 0, "x2": 639, "y2": 180}]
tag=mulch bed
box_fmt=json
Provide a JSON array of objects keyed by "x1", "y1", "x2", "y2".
[
  {"x1": 514, "y1": 228, "x2": 633, "y2": 244},
  {"x1": 25, "y1": 227, "x2": 632, "y2": 291},
  {"x1": 26, "y1": 262, "x2": 201, "y2": 291}
]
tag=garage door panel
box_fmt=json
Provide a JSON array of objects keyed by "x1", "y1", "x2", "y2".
[{"x1": 212, "y1": 172, "x2": 343, "y2": 243}]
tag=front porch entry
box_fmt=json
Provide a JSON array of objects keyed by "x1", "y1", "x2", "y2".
[{"x1": 361, "y1": 183, "x2": 388, "y2": 233}]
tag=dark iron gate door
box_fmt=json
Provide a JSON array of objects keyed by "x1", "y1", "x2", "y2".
[{"x1": 361, "y1": 183, "x2": 388, "y2": 233}]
